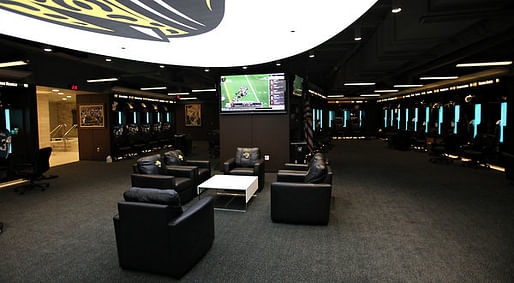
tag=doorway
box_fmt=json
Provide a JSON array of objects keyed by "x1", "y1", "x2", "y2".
[{"x1": 36, "y1": 86, "x2": 79, "y2": 167}]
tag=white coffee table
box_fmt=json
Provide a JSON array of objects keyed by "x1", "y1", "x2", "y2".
[{"x1": 197, "y1": 175, "x2": 258, "y2": 212}]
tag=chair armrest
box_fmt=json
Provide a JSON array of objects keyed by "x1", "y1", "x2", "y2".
[
  {"x1": 276, "y1": 171, "x2": 306, "y2": 182},
  {"x1": 169, "y1": 196, "x2": 214, "y2": 228},
  {"x1": 167, "y1": 196, "x2": 215, "y2": 276},
  {"x1": 283, "y1": 163, "x2": 309, "y2": 171},
  {"x1": 131, "y1": 173, "x2": 175, "y2": 190},
  {"x1": 224, "y1": 158, "x2": 235, "y2": 174},
  {"x1": 184, "y1": 160, "x2": 210, "y2": 169},
  {"x1": 253, "y1": 159, "x2": 264, "y2": 175},
  {"x1": 163, "y1": 165, "x2": 198, "y2": 180}
]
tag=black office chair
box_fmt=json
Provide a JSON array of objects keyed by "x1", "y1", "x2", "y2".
[{"x1": 16, "y1": 147, "x2": 53, "y2": 195}]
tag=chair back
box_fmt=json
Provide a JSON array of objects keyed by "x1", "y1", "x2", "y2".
[
  {"x1": 35, "y1": 147, "x2": 52, "y2": 175},
  {"x1": 163, "y1": 150, "x2": 184, "y2": 165},
  {"x1": 235, "y1": 147, "x2": 260, "y2": 167},
  {"x1": 118, "y1": 202, "x2": 174, "y2": 270},
  {"x1": 135, "y1": 154, "x2": 163, "y2": 174}
]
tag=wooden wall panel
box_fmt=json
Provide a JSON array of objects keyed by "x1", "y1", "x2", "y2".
[
  {"x1": 220, "y1": 114, "x2": 289, "y2": 172},
  {"x1": 76, "y1": 93, "x2": 111, "y2": 161},
  {"x1": 37, "y1": 93, "x2": 51, "y2": 149}
]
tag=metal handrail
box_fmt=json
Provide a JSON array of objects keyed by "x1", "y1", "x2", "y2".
[
  {"x1": 50, "y1": 124, "x2": 63, "y2": 137},
  {"x1": 63, "y1": 124, "x2": 77, "y2": 138}
]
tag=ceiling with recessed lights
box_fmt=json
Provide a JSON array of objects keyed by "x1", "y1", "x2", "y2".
[
  {"x1": 0, "y1": 0, "x2": 376, "y2": 67},
  {"x1": 0, "y1": 0, "x2": 513, "y2": 100}
]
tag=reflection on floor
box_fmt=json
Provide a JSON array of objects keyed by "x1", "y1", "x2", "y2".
[{"x1": 49, "y1": 138, "x2": 79, "y2": 167}]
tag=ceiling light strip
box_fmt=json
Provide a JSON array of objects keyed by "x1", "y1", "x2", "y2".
[
  {"x1": 140, "y1": 86, "x2": 167, "y2": 90},
  {"x1": 87, "y1": 78, "x2": 118, "y2": 83},
  {"x1": 0, "y1": 61, "x2": 27, "y2": 68},
  {"x1": 343, "y1": 82, "x2": 375, "y2": 86},
  {"x1": 456, "y1": 61, "x2": 512, "y2": 67}
]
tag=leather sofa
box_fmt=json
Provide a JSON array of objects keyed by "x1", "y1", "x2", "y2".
[
  {"x1": 224, "y1": 147, "x2": 265, "y2": 192},
  {"x1": 271, "y1": 158, "x2": 333, "y2": 225},
  {"x1": 163, "y1": 150, "x2": 211, "y2": 187},
  {"x1": 113, "y1": 187, "x2": 214, "y2": 278},
  {"x1": 132, "y1": 154, "x2": 197, "y2": 203}
]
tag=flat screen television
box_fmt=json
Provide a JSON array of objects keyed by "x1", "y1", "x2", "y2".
[{"x1": 220, "y1": 73, "x2": 286, "y2": 113}]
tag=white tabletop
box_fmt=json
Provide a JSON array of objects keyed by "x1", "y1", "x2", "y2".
[{"x1": 198, "y1": 175, "x2": 258, "y2": 191}]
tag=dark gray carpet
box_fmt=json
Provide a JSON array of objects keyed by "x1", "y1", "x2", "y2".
[{"x1": 1, "y1": 140, "x2": 513, "y2": 282}]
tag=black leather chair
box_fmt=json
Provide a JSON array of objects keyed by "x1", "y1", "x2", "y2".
[
  {"x1": 271, "y1": 159, "x2": 333, "y2": 225},
  {"x1": 224, "y1": 147, "x2": 265, "y2": 192},
  {"x1": 132, "y1": 154, "x2": 197, "y2": 203},
  {"x1": 163, "y1": 150, "x2": 211, "y2": 187},
  {"x1": 113, "y1": 187, "x2": 214, "y2": 278},
  {"x1": 279, "y1": 152, "x2": 327, "y2": 174},
  {"x1": 16, "y1": 147, "x2": 53, "y2": 195}
]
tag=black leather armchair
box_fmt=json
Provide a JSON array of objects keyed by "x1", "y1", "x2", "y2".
[
  {"x1": 224, "y1": 147, "x2": 265, "y2": 192},
  {"x1": 163, "y1": 150, "x2": 211, "y2": 186},
  {"x1": 132, "y1": 154, "x2": 197, "y2": 203},
  {"x1": 271, "y1": 159, "x2": 333, "y2": 225},
  {"x1": 279, "y1": 153, "x2": 327, "y2": 174},
  {"x1": 113, "y1": 187, "x2": 214, "y2": 278}
]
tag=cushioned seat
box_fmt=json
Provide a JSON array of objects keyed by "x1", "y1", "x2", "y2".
[
  {"x1": 131, "y1": 154, "x2": 197, "y2": 203},
  {"x1": 229, "y1": 168, "x2": 254, "y2": 175},
  {"x1": 174, "y1": 177, "x2": 193, "y2": 193},
  {"x1": 113, "y1": 187, "x2": 214, "y2": 278},
  {"x1": 163, "y1": 150, "x2": 211, "y2": 187},
  {"x1": 224, "y1": 147, "x2": 265, "y2": 191},
  {"x1": 271, "y1": 159, "x2": 333, "y2": 225}
]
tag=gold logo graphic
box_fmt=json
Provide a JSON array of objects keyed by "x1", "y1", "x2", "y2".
[{"x1": 0, "y1": 0, "x2": 224, "y2": 41}]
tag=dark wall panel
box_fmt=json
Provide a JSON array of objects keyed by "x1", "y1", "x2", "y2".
[
  {"x1": 175, "y1": 102, "x2": 219, "y2": 140},
  {"x1": 77, "y1": 93, "x2": 111, "y2": 161},
  {"x1": 252, "y1": 115, "x2": 289, "y2": 171},
  {"x1": 220, "y1": 114, "x2": 289, "y2": 172}
]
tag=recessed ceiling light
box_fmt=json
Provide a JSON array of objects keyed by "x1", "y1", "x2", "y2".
[
  {"x1": 276, "y1": 62, "x2": 281, "y2": 66},
  {"x1": 0, "y1": 61, "x2": 28, "y2": 68},
  {"x1": 66, "y1": 95, "x2": 71, "y2": 98},
  {"x1": 180, "y1": 97, "x2": 197, "y2": 100},
  {"x1": 456, "y1": 61, "x2": 512, "y2": 67},
  {"x1": 344, "y1": 82, "x2": 375, "y2": 86},
  {"x1": 308, "y1": 54, "x2": 315, "y2": 58},
  {"x1": 360, "y1": 94, "x2": 381, "y2": 97},
  {"x1": 328, "y1": 95, "x2": 345, "y2": 98},
  {"x1": 204, "y1": 68, "x2": 210, "y2": 72},
  {"x1": 394, "y1": 84, "x2": 423, "y2": 88},
  {"x1": 43, "y1": 48, "x2": 52, "y2": 52},
  {"x1": 58, "y1": 92, "x2": 64, "y2": 95},
  {"x1": 62, "y1": 98, "x2": 67, "y2": 101},
  {"x1": 140, "y1": 86, "x2": 167, "y2": 91},
  {"x1": 52, "y1": 89, "x2": 60, "y2": 92},
  {"x1": 242, "y1": 66, "x2": 248, "y2": 69},
  {"x1": 374, "y1": 89, "x2": 399, "y2": 93},
  {"x1": 392, "y1": 7, "x2": 402, "y2": 13},
  {"x1": 105, "y1": 58, "x2": 112, "y2": 62},
  {"x1": 159, "y1": 65, "x2": 165, "y2": 68},
  {"x1": 354, "y1": 37, "x2": 362, "y2": 41},
  {"x1": 86, "y1": 78, "x2": 118, "y2": 83},
  {"x1": 419, "y1": 76, "x2": 459, "y2": 80}
]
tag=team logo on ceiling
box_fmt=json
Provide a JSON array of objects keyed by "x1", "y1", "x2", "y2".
[{"x1": 0, "y1": 0, "x2": 224, "y2": 41}]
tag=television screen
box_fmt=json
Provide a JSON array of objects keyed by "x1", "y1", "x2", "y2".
[
  {"x1": 220, "y1": 73, "x2": 286, "y2": 113},
  {"x1": 293, "y1": 75, "x2": 303, "y2": 97}
]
